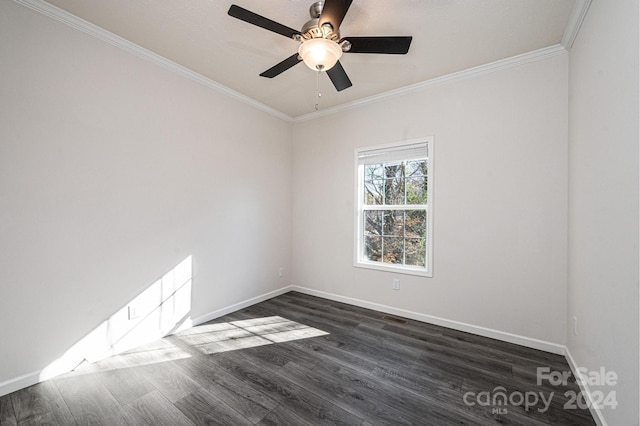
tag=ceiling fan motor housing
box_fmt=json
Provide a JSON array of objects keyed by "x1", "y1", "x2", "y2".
[
  {"x1": 309, "y1": 1, "x2": 324, "y2": 19},
  {"x1": 300, "y1": 1, "x2": 339, "y2": 41}
]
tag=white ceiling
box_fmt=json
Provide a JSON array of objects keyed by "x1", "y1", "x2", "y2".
[{"x1": 40, "y1": 0, "x2": 577, "y2": 118}]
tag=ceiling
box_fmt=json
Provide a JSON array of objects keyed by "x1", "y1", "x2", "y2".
[{"x1": 40, "y1": 0, "x2": 577, "y2": 118}]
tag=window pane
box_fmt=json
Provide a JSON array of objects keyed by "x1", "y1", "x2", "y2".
[
  {"x1": 365, "y1": 164, "x2": 385, "y2": 180},
  {"x1": 383, "y1": 237, "x2": 404, "y2": 264},
  {"x1": 364, "y1": 236, "x2": 382, "y2": 262},
  {"x1": 383, "y1": 210, "x2": 404, "y2": 236},
  {"x1": 384, "y1": 163, "x2": 404, "y2": 179},
  {"x1": 406, "y1": 160, "x2": 427, "y2": 177},
  {"x1": 385, "y1": 177, "x2": 405, "y2": 204},
  {"x1": 406, "y1": 176, "x2": 428, "y2": 204},
  {"x1": 364, "y1": 179, "x2": 384, "y2": 205},
  {"x1": 364, "y1": 210, "x2": 382, "y2": 236},
  {"x1": 384, "y1": 163, "x2": 404, "y2": 204},
  {"x1": 405, "y1": 238, "x2": 426, "y2": 267},
  {"x1": 405, "y1": 210, "x2": 426, "y2": 237}
]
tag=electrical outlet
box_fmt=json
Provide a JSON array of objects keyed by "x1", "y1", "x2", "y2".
[
  {"x1": 392, "y1": 279, "x2": 400, "y2": 290},
  {"x1": 128, "y1": 306, "x2": 140, "y2": 320},
  {"x1": 279, "y1": 267, "x2": 284, "y2": 277},
  {"x1": 573, "y1": 316, "x2": 578, "y2": 336}
]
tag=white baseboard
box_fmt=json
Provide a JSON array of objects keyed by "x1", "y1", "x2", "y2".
[
  {"x1": 0, "y1": 370, "x2": 41, "y2": 398},
  {"x1": 190, "y1": 285, "x2": 293, "y2": 326},
  {"x1": 290, "y1": 285, "x2": 566, "y2": 355},
  {"x1": 565, "y1": 347, "x2": 608, "y2": 426}
]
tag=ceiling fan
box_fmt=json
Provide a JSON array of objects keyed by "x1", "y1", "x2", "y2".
[{"x1": 228, "y1": 0, "x2": 412, "y2": 92}]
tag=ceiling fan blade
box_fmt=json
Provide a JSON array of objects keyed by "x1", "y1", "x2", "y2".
[
  {"x1": 318, "y1": 0, "x2": 353, "y2": 31},
  {"x1": 228, "y1": 4, "x2": 300, "y2": 39},
  {"x1": 343, "y1": 36, "x2": 413, "y2": 54},
  {"x1": 326, "y1": 61, "x2": 352, "y2": 91},
  {"x1": 260, "y1": 53, "x2": 302, "y2": 78}
]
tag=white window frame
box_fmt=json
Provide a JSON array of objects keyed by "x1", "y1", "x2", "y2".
[{"x1": 354, "y1": 137, "x2": 434, "y2": 277}]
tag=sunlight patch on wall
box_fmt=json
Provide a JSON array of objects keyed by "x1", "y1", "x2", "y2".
[
  {"x1": 175, "y1": 315, "x2": 329, "y2": 354},
  {"x1": 40, "y1": 256, "x2": 193, "y2": 381}
]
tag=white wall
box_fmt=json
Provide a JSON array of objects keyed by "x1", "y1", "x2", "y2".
[
  {"x1": 567, "y1": 0, "x2": 639, "y2": 424},
  {"x1": 3, "y1": 2, "x2": 637, "y2": 423},
  {"x1": 0, "y1": 0, "x2": 291, "y2": 389},
  {"x1": 292, "y1": 54, "x2": 569, "y2": 347}
]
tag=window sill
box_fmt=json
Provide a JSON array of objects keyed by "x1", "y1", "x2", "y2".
[{"x1": 354, "y1": 261, "x2": 432, "y2": 278}]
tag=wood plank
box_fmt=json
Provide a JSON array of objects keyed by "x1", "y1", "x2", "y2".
[
  {"x1": 0, "y1": 393, "x2": 17, "y2": 426},
  {"x1": 356, "y1": 322, "x2": 516, "y2": 377},
  {"x1": 440, "y1": 327, "x2": 569, "y2": 368},
  {"x1": 10, "y1": 380, "x2": 75, "y2": 425},
  {"x1": 213, "y1": 352, "x2": 366, "y2": 425},
  {"x1": 90, "y1": 355, "x2": 156, "y2": 406},
  {"x1": 382, "y1": 321, "x2": 564, "y2": 373},
  {"x1": 285, "y1": 334, "x2": 378, "y2": 376},
  {"x1": 170, "y1": 354, "x2": 277, "y2": 423},
  {"x1": 257, "y1": 403, "x2": 317, "y2": 426},
  {"x1": 278, "y1": 292, "x2": 410, "y2": 331},
  {"x1": 55, "y1": 373, "x2": 131, "y2": 425},
  {"x1": 278, "y1": 360, "x2": 415, "y2": 425},
  {"x1": 135, "y1": 359, "x2": 202, "y2": 403},
  {"x1": 174, "y1": 387, "x2": 259, "y2": 426},
  {"x1": 123, "y1": 390, "x2": 195, "y2": 425}
]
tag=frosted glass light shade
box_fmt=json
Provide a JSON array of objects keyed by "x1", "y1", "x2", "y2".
[{"x1": 298, "y1": 38, "x2": 343, "y2": 71}]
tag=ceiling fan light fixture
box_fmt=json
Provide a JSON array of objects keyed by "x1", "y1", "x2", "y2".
[{"x1": 298, "y1": 38, "x2": 343, "y2": 71}]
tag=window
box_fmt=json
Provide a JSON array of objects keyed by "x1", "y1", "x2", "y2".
[{"x1": 354, "y1": 138, "x2": 433, "y2": 277}]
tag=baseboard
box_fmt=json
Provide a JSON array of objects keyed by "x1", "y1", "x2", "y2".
[
  {"x1": 0, "y1": 370, "x2": 42, "y2": 398},
  {"x1": 0, "y1": 285, "x2": 294, "y2": 398},
  {"x1": 290, "y1": 285, "x2": 566, "y2": 355},
  {"x1": 565, "y1": 347, "x2": 608, "y2": 426},
  {"x1": 190, "y1": 285, "x2": 293, "y2": 326}
]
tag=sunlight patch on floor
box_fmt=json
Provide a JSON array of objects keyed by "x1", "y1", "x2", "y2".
[{"x1": 175, "y1": 316, "x2": 329, "y2": 355}]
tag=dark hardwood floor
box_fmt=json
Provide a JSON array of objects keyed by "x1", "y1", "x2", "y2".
[{"x1": 0, "y1": 291, "x2": 596, "y2": 425}]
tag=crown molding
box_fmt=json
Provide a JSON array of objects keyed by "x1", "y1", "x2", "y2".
[
  {"x1": 14, "y1": 0, "x2": 294, "y2": 123},
  {"x1": 561, "y1": 0, "x2": 593, "y2": 49},
  {"x1": 14, "y1": 0, "x2": 581, "y2": 124},
  {"x1": 293, "y1": 44, "x2": 567, "y2": 123}
]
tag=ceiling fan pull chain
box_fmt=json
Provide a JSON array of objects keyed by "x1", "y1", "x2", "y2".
[{"x1": 315, "y1": 69, "x2": 322, "y2": 111}]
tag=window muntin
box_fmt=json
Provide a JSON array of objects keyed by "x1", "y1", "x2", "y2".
[{"x1": 355, "y1": 139, "x2": 433, "y2": 277}]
